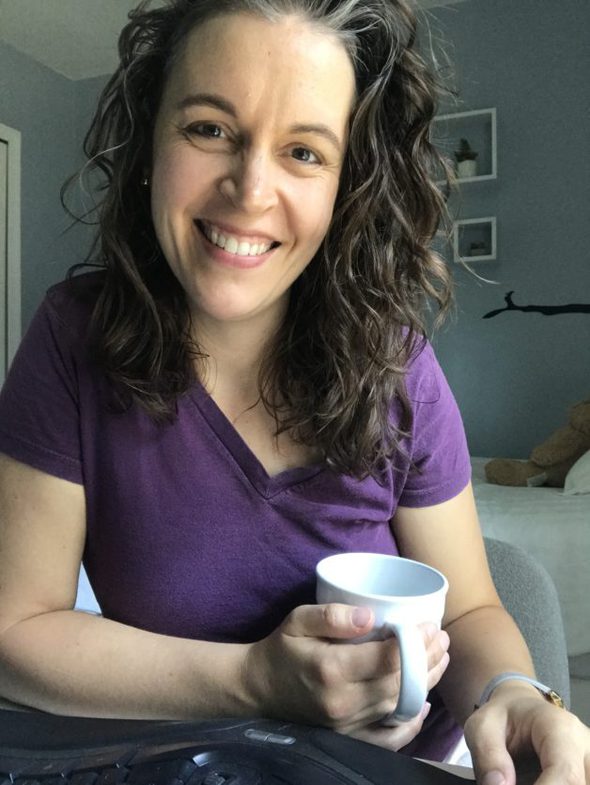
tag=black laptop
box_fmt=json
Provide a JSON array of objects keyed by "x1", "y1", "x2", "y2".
[{"x1": 0, "y1": 710, "x2": 470, "y2": 784}]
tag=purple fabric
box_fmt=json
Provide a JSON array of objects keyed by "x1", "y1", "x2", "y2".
[{"x1": 0, "y1": 272, "x2": 470, "y2": 760}]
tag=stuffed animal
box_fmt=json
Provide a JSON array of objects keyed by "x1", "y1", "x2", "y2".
[{"x1": 485, "y1": 399, "x2": 590, "y2": 487}]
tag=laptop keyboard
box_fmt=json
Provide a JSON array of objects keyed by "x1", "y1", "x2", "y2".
[
  {"x1": 0, "y1": 712, "x2": 466, "y2": 785},
  {"x1": 0, "y1": 737, "x2": 362, "y2": 785}
]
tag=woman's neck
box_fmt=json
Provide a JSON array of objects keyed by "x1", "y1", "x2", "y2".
[{"x1": 191, "y1": 312, "x2": 280, "y2": 411}]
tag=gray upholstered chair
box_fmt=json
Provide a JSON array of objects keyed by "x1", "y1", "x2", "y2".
[{"x1": 484, "y1": 537, "x2": 571, "y2": 707}]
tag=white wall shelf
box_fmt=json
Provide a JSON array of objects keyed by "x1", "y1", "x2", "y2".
[
  {"x1": 432, "y1": 107, "x2": 497, "y2": 183},
  {"x1": 453, "y1": 217, "x2": 497, "y2": 263}
]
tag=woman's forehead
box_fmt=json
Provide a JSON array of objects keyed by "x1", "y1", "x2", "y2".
[{"x1": 161, "y1": 12, "x2": 356, "y2": 123}]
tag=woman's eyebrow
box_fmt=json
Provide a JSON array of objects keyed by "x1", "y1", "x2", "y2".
[
  {"x1": 175, "y1": 92, "x2": 343, "y2": 152},
  {"x1": 176, "y1": 92, "x2": 237, "y2": 116},
  {"x1": 289, "y1": 124, "x2": 342, "y2": 153}
]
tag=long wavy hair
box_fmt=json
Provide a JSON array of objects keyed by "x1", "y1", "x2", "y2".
[{"x1": 63, "y1": 0, "x2": 457, "y2": 478}]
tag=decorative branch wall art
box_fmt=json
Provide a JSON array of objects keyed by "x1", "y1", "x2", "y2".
[{"x1": 483, "y1": 291, "x2": 590, "y2": 319}]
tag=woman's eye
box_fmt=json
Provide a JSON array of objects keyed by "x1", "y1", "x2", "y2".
[
  {"x1": 291, "y1": 146, "x2": 320, "y2": 165},
  {"x1": 185, "y1": 123, "x2": 225, "y2": 139}
]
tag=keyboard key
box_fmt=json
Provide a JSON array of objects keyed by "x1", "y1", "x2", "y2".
[
  {"x1": 202, "y1": 775, "x2": 228, "y2": 785},
  {"x1": 127, "y1": 759, "x2": 197, "y2": 785},
  {"x1": 186, "y1": 764, "x2": 261, "y2": 785},
  {"x1": 96, "y1": 767, "x2": 130, "y2": 785},
  {"x1": 36, "y1": 778, "x2": 67, "y2": 785},
  {"x1": 69, "y1": 773, "x2": 100, "y2": 785}
]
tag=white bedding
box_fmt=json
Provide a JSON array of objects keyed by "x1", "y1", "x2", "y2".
[{"x1": 471, "y1": 457, "x2": 590, "y2": 656}]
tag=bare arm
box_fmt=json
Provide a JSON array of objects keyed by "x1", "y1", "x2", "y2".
[
  {"x1": 0, "y1": 454, "x2": 251, "y2": 719},
  {"x1": 392, "y1": 482, "x2": 541, "y2": 725},
  {"x1": 392, "y1": 484, "x2": 590, "y2": 784},
  {"x1": 0, "y1": 453, "x2": 442, "y2": 737}
]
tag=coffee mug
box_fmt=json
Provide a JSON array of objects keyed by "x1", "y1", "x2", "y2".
[{"x1": 316, "y1": 552, "x2": 448, "y2": 724}]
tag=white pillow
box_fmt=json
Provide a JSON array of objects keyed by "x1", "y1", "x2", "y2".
[{"x1": 563, "y1": 450, "x2": 590, "y2": 495}]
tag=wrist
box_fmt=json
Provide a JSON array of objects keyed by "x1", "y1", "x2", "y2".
[
  {"x1": 239, "y1": 640, "x2": 270, "y2": 716},
  {"x1": 475, "y1": 671, "x2": 566, "y2": 712},
  {"x1": 488, "y1": 679, "x2": 545, "y2": 705},
  {"x1": 188, "y1": 641, "x2": 260, "y2": 718}
]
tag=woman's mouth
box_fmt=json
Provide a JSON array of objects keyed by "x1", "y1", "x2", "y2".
[{"x1": 196, "y1": 220, "x2": 281, "y2": 259}]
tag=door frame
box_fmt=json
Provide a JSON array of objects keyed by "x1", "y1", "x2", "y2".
[{"x1": 0, "y1": 122, "x2": 22, "y2": 382}]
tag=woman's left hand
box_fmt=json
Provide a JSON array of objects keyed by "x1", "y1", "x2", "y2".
[{"x1": 464, "y1": 682, "x2": 590, "y2": 784}]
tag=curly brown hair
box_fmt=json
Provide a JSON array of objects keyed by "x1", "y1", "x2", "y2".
[{"x1": 63, "y1": 0, "x2": 457, "y2": 478}]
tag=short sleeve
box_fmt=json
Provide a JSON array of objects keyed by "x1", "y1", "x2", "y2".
[
  {"x1": 0, "y1": 296, "x2": 83, "y2": 484},
  {"x1": 398, "y1": 341, "x2": 471, "y2": 507}
]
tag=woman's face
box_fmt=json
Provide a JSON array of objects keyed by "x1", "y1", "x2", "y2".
[{"x1": 151, "y1": 12, "x2": 356, "y2": 332}]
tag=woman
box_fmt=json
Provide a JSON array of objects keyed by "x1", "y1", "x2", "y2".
[{"x1": 0, "y1": 0, "x2": 588, "y2": 782}]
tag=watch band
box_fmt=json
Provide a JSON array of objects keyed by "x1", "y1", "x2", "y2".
[{"x1": 475, "y1": 672, "x2": 565, "y2": 710}]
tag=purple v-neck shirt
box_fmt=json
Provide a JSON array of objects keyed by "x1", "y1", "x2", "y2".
[{"x1": 0, "y1": 273, "x2": 471, "y2": 760}]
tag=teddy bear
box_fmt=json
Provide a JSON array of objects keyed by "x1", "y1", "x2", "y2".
[{"x1": 485, "y1": 399, "x2": 590, "y2": 487}]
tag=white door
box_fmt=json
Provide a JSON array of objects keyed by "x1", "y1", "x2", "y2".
[
  {"x1": 0, "y1": 140, "x2": 7, "y2": 384},
  {"x1": 0, "y1": 124, "x2": 21, "y2": 387}
]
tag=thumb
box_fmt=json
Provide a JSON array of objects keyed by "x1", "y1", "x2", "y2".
[
  {"x1": 465, "y1": 711, "x2": 516, "y2": 785},
  {"x1": 284, "y1": 603, "x2": 374, "y2": 639}
]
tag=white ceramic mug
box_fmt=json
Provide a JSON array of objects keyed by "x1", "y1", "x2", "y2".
[{"x1": 316, "y1": 552, "x2": 448, "y2": 724}]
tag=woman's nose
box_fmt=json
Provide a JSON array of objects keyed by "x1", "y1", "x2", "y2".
[{"x1": 219, "y1": 151, "x2": 279, "y2": 213}]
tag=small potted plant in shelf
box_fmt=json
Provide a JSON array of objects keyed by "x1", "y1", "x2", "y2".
[{"x1": 454, "y1": 138, "x2": 478, "y2": 179}]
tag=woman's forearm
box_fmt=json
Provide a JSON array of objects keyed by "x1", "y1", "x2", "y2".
[
  {"x1": 439, "y1": 604, "x2": 538, "y2": 725},
  {"x1": 0, "y1": 609, "x2": 253, "y2": 719}
]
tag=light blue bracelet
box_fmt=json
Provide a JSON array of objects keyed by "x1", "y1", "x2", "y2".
[{"x1": 476, "y1": 672, "x2": 565, "y2": 710}]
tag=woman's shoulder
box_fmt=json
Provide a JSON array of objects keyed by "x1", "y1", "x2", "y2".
[
  {"x1": 404, "y1": 334, "x2": 443, "y2": 405},
  {"x1": 43, "y1": 269, "x2": 106, "y2": 340}
]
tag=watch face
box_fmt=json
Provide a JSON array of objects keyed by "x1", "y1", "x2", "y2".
[{"x1": 547, "y1": 689, "x2": 565, "y2": 709}]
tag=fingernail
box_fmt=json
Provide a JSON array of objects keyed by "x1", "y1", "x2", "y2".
[
  {"x1": 482, "y1": 771, "x2": 505, "y2": 785},
  {"x1": 352, "y1": 607, "x2": 371, "y2": 627},
  {"x1": 421, "y1": 701, "x2": 432, "y2": 719}
]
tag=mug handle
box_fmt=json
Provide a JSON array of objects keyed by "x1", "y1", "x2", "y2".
[{"x1": 380, "y1": 622, "x2": 427, "y2": 725}]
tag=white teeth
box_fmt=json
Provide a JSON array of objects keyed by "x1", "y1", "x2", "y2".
[
  {"x1": 225, "y1": 237, "x2": 239, "y2": 254},
  {"x1": 201, "y1": 222, "x2": 275, "y2": 257}
]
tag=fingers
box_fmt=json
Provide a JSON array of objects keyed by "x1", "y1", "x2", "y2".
[
  {"x1": 312, "y1": 625, "x2": 449, "y2": 729},
  {"x1": 464, "y1": 705, "x2": 517, "y2": 785},
  {"x1": 467, "y1": 699, "x2": 590, "y2": 785},
  {"x1": 530, "y1": 712, "x2": 588, "y2": 785},
  {"x1": 426, "y1": 648, "x2": 450, "y2": 691},
  {"x1": 320, "y1": 624, "x2": 449, "y2": 687},
  {"x1": 426, "y1": 627, "x2": 450, "y2": 683},
  {"x1": 342, "y1": 701, "x2": 432, "y2": 751},
  {"x1": 285, "y1": 607, "x2": 449, "y2": 682},
  {"x1": 278, "y1": 606, "x2": 451, "y2": 731},
  {"x1": 283, "y1": 603, "x2": 374, "y2": 640}
]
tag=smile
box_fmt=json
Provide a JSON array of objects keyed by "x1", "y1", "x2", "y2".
[{"x1": 196, "y1": 220, "x2": 280, "y2": 258}]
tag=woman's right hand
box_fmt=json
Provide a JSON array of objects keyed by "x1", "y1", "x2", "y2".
[{"x1": 242, "y1": 603, "x2": 450, "y2": 740}]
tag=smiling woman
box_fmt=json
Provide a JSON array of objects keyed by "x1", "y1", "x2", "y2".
[
  {"x1": 149, "y1": 13, "x2": 355, "y2": 332},
  {"x1": 60, "y1": 0, "x2": 455, "y2": 466},
  {"x1": 1, "y1": 0, "x2": 589, "y2": 781}
]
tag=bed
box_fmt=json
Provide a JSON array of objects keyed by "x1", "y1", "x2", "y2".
[{"x1": 471, "y1": 457, "x2": 590, "y2": 658}]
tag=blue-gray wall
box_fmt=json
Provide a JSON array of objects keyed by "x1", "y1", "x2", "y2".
[
  {"x1": 0, "y1": 42, "x2": 90, "y2": 327},
  {"x1": 428, "y1": 0, "x2": 590, "y2": 457}
]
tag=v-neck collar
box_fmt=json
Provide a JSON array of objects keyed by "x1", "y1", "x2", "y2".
[{"x1": 189, "y1": 382, "x2": 326, "y2": 499}]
